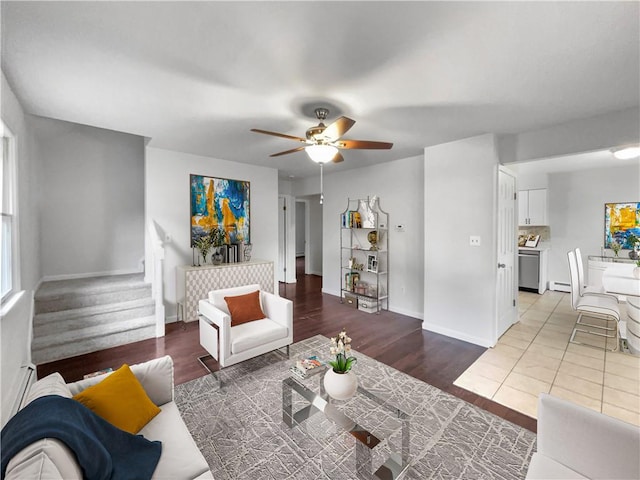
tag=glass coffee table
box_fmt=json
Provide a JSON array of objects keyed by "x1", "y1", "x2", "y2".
[{"x1": 282, "y1": 372, "x2": 410, "y2": 479}]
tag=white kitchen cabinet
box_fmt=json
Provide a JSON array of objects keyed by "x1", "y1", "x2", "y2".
[{"x1": 518, "y1": 189, "x2": 547, "y2": 226}]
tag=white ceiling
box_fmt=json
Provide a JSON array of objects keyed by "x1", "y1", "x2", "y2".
[{"x1": 2, "y1": 1, "x2": 639, "y2": 178}]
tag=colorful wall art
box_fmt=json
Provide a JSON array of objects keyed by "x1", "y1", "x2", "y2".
[
  {"x1": 190, "y1": 175, "x2": 250, "y2": 246},
  {"x1": 604, "y1": 202, "x2": 640, "y2": 248}
]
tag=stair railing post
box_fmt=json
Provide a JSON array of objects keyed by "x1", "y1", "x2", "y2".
[
  {"x1": 148, "y1": 220, "x2": 166, "y2": 338},
  {"x1": 154, "y1": 248, "x2": 165, "y2": 337}
]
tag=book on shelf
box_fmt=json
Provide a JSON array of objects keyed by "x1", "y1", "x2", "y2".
[
  {"x1": 290, "y1": 355, "x2": 326, "y2": 379},
  {"x1": 341, "y1": 211, "x2": 363, "y2": 228}
]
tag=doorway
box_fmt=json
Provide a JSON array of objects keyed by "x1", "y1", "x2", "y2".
[
  {"x1": 279, "y1": 194, "x2": 323, "y2": 285},
  {"x1": 295, "y1": 200, "x2": 307, "y2": 273},
  {"x1": 278, "y1": 195, "x2": 296, "y2": 283}
]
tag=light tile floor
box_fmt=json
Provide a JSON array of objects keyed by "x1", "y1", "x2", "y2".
[{"x1": 454, "y1": 290, "x2": 640, "y2": 425}]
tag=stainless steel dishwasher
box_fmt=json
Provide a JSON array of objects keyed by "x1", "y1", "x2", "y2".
[{"x1": 519, "y1": 249, "x2": 540, "y2": 291}]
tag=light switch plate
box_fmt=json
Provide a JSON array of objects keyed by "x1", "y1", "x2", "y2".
[{"x1": 470, "y1": 235, "x2": 481, "y2": 246}]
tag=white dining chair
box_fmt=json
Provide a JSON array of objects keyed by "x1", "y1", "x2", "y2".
[
  {"x1": 574, "y1": 248, "x2": 619, "y2": 302},
  {"x1": 567, "y1": 250, "x2": 621, "y2": 352}
]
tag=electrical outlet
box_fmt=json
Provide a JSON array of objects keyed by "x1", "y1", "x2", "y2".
[{"x1": 470, "y1": 235, "x2": 481, "y2": 246}]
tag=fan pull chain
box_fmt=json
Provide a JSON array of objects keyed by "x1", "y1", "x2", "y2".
[{"x1": 319, "y1": 163, "x2": 324, "y2": 204}]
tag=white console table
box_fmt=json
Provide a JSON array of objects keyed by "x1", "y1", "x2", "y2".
[{"x1": 176, "y1": 260, "x2": 275, "y2": 322}]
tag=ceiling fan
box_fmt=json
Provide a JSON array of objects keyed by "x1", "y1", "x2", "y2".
[{"x1": 250, "y1": 107, "x2": 393, "y2": 164}]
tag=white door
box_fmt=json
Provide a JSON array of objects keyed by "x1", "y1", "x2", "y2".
[
  {"x1": 496, "y1": 167, "x2": 518, "y2": 341},
  {"x1": 278, "y1": 196, "x2": 286, "y2": 282}
]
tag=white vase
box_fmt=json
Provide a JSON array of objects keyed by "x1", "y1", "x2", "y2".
[
  {"x1": 633, "y1": 267, "x2": 640, "y2": 279},
  {"x1": 323, "y1": 369, "x2": 358, "y2": 400}
]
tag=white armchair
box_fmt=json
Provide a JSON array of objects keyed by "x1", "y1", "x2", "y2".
[
  {"x1": 526, "y1": 393, "x2": 640, "y2": 479},
  {"x1": 198, "y1": 284, "x2": 293, "y2": 371}
]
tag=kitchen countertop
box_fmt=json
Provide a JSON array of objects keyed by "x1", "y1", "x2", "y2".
[{"x1": 519, "y1": 242, "x2": 550, "y2": 252}]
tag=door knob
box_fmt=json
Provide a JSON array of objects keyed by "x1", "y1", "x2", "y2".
[{"x1": 498, "y1": 263, "x2": 506, "y2": 268}]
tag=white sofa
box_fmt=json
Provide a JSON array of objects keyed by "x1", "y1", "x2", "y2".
[
  {"x1": 5, "y1": 356, "x2": 213, "y2": 480},
  {"x1": 198, "y1": 284, "x2": 293, "y2": 369},
  {"x1": 526, "y1": 393, "x2": 640, "y2": 479}
]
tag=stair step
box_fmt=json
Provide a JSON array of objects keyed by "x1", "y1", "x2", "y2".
[
  {"x1": 32, "y1": 273, "x2": 160, "y2": 365},
  {"x1": 32, "y1": 316, "x2": 157, "y2": 364},
  {"x1": 34, "y1": 298, "x2": 155, "y2": 337},
  {"x1": 35, "y1": 273, "x2": 150, "y2": 314}
]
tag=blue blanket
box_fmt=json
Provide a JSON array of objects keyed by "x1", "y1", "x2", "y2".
[{"x1": 1, "y1": 395, "x2": 161, "y2": 480}]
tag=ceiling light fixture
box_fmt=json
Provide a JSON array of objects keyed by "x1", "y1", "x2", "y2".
[
  {"x1": 611, "y1": 146, "x2": 640, "y2": 160},
  {"x1": 305, "y1": 144, "x2": 338, "y2": 205},
  {"x1": 305, "y1": 144, "x2": 338, "y2": 163}
]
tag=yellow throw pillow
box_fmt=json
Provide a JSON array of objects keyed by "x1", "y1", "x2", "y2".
[{"x1": 73, "y1": 364, "x2": 161, "y2": 434}]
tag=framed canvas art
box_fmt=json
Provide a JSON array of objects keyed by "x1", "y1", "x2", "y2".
[
  {"x1": 190, "y1": 175, "x2": 250, "y2": 246},
  {"x1": 604, "y1": 202, "x2": 640, "y2": 248}
]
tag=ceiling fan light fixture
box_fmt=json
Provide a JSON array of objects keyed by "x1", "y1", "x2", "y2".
[
  {"x1": 305, "y1": 144, "x2": 338, "y2": 164},
  {"x1": 611, "y1": 146, "x2": 640, "y2": 160}
]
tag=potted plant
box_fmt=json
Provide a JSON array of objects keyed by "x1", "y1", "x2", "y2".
[
  {"x1": 610, "y1": 240, "x2": 621, "y2": 258},
  {"x1": 627, "y1": 233, "x2": 639, "y2": 260},
  {"x1": 323, "y1": 329, "x2": 358, "y2": 400},
  {"x1": 193, "y1": 234, "x2": 213, "y2": 265},
  {"x1": 208, "y1": 227, "x2": 227, "y2": 264}
]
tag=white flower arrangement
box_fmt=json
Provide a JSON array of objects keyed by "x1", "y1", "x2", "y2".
[{"x1": 328, "y1": 329, "x2": 357, "y2": 373}]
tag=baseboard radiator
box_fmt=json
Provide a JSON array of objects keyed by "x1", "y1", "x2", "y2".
[
  {"x1": 549, "y1": 281, "x2": 571, "y2": 293},
  {"x1": 12, "y1": 364, "x2": 36, "y2": 415}
]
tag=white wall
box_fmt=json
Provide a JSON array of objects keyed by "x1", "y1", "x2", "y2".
[
  {"x1": 499, "y1": 107, "x2": 640, "y2": 163},
  {"x1": 1, "y1": 74, "x2": 37, "y2": 425},
  {"x1": 547, "y1": 163, "x2": 640, "y2": 285},
  {"x1": 0, "y1": 292, "x2": 32, "y2": 426},
  {"x1": 145, "y1": 147, "x2": 279, "y2": 320},
  {"x1": 424, "y1": 134, "x2": 499, "y2": 347},
  {"x1": 1, "y1": 73, "x2": 40, "y2": 292},
  {"x1": 302, "y1": 155, "x2": 424, "y2": 319},
  {"x1": 30, "y1": 116, "x2": 145, "y2": 279}
]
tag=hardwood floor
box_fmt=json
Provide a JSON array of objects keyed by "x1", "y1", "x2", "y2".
[{"x1": 37, "y1": 258, "x2": 537, "y2": 432}]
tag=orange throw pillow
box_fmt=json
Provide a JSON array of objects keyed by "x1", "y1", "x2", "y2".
[{"x1": 225, "y1": 290, "x2": 266, "y2": 326}]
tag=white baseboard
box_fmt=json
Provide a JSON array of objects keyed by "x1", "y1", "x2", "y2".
[
  {"x1": 322, "y1": 287, "x2": 340, "y2": 297},
  {"x1": 41, "y1": 267, "x2": 144, "y2": 283},
  {"x1": 388, "y1": 305, "x2": 424, "y2": 321},
  {"x1": 421, "y1": 321, "x2": 493, "y2": 348},
  {"x1": 549, "y1": 281, "x2": 571, "y2": 293}
]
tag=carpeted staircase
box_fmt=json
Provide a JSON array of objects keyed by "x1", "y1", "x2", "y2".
[{"x1": 32, "y1": 273, "x2": 156, "y2": 364}]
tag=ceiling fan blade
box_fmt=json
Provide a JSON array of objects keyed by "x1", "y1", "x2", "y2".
[
  {"x1": 250, "y1": 128, "x2": 307, "y2": 143},
  {"x1": 321, "y1": 117, "x2": 356, "y2": 141},
  {"x1": 332, "y1": 152, "x2": 344, "y2": 163},
  {"x1": 337, "y1": 139, "x2": 393, "y2": 150},
  {"x1": 270, "y1": 146, "x2": 306, "y2": 157}
]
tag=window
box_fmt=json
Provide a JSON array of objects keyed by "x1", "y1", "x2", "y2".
[{"x1": 1, "y1": 125, "x2": 16, "y2": 300}]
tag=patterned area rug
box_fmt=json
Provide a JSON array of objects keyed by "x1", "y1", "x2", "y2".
[{"x1": 175, "y1": 335, "x2": 536, "y2": 479}]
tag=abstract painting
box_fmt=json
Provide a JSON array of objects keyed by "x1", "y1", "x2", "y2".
[
  {"x1": 190, "y1": 175, "x2": 250, "y2": 247},
  {"x1": 605, "y1": 202, "x2": 640, "y2": 248}
]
